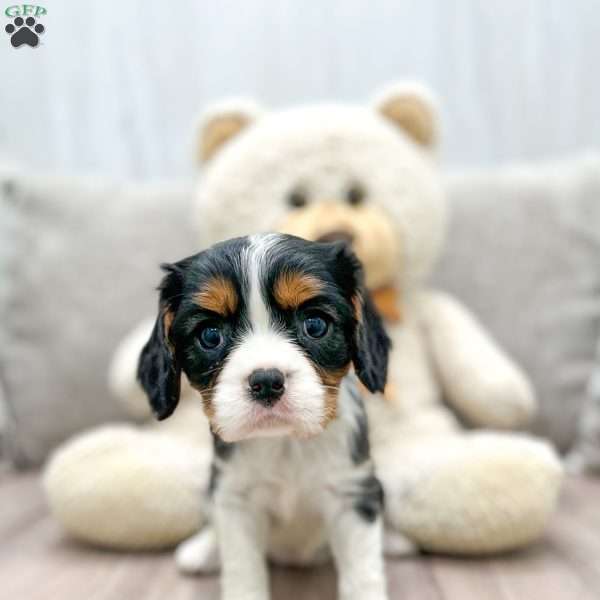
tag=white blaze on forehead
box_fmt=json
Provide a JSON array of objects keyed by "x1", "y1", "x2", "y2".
[{"x1": 245, "y1": 233, "x2": 281, "y2": 333}]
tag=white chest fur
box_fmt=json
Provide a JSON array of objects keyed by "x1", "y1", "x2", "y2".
[
  {"x1": 178, "y1": 378, "x2": 389, "y2": 600},
  {"x1": 213, "y1": 377, "x2": 374, "y2": 565}
]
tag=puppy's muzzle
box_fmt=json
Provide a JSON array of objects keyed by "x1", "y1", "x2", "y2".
[{"x1": 248, "y1": 368, "x2": 285, "y2": 407}]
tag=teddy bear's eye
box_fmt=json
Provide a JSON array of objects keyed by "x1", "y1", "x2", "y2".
[
  {"x1": 346, "y1": 184, "x2": 366, "y2": 206},
  {"x1": 287, "y1": 189, "x2": 308, "y2": 209}
]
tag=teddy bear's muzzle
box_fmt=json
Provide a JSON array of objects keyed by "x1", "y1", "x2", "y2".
[{"x1": 315, "y1": 229, "x2": 355, "y2": 245}]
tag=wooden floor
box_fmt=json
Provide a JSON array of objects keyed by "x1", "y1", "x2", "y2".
[{"x1": 1, "y1": 471, "x2": 599, "y2": 600}]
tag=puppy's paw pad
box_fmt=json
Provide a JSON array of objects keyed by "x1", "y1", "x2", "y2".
[
  {"x1": 383, "y1": 528, "x2": 418, "y2": 557},
  {"x1": 175, "y1": 528, "x2": 220, "y2": 574}
]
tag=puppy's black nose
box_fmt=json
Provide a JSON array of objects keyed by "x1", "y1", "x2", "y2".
[{"x1": 248, "y1": 368, "x2": 285, "y2": 407}]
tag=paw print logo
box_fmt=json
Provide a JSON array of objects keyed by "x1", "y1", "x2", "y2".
[{"x1": 5, "y1": 16, "x2": 45, "y2": 48}]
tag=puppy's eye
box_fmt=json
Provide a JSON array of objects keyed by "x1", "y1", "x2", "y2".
[
  {"x1": 287, "y1": 189, "x2": 308, "y2": 209},
  {"x1": 303, "y1": 315, "x2": 329, "y2": 339},
  {"x1": 346, "y1": 184, "x2": 366, "y2": 206},
  {"x1": 198, "y1": 325, "x2": 223, "y2": 350}
]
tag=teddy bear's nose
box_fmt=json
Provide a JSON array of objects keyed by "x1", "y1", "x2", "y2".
[{"x1": 316, "y1": 230, "x2": 354, "y2": 245}]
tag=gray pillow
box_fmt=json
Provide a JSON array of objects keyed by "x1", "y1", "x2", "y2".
[
  {"x1": 0, "y1": 380, "x2": 9, "y2": 462},
  {"x1": 567, "y1": 340, "x2": 600, "y2": 473},
  {"x1": 0, "y1": 169, "x2": 197, "y2": 466},
  {"x1": 433, "y1": 155, "x2": 600, "y2": 452}
]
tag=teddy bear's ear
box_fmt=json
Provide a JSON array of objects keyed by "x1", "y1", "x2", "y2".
[
  {"x1": 372, "y1": 82, "x2": 439, "y2": 149},
  {"x1": 196, "y1": 99, "x2": 262, "y2": 164}
]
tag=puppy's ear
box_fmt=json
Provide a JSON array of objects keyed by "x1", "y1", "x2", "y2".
[
  {"x1": 351, "y1": 289, "x2": 390, "y2": 393},
  {"x1": 137, "y1": 261, "x2": 188, "y2": 420},
  {"x1": 329, "y1": 242, "x2": 391, "y2": 393}
]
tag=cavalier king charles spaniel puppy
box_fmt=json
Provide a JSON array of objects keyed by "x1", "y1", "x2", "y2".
[{"x1": 138, "y1": 233, "x2": 390, "y2": 600}]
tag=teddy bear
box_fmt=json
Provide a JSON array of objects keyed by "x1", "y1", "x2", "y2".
[{"x1": 44, "y1": 82, "x2": 563, "y2": 558}]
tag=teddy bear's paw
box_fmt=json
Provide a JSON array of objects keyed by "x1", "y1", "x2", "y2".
[
  {"x1": 43, "y1": 425, "x2": 210, "y2": 549},
  {"x1": 108, "y1": 318, "x2": 155, "y2": 419},
  {"x1": 175, "y1": 526, "x2": 221, "y2": 574},
  {"x1": 383, "y1": 527, "x2": 419, "y2": 557},
  {"x1": 380, "y1": 432, "x2": 563, "y2": 555}
]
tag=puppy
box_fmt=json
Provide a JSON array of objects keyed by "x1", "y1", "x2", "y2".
[{"x1": 138, "y1": 233, "x2": 390, "y2": 600}]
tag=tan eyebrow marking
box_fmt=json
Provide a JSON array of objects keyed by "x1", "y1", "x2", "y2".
[
  {"x1": 193, "y1": 277, "x2": 238, "y2": 316},
  {"x1": 273, "y1": 271, "x2": 323, "y2": 310}
]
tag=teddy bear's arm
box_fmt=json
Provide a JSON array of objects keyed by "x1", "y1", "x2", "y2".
[
  {"x1": 417, "y1": 291, "x2": 536, "y2": 429},
  {"x1": 108, "y1": 318, "x2": 156, "y2": 420}
]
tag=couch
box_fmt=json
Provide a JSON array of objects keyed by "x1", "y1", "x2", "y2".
[{"x1": 1, "y1": 155, "x2": 600, "y2": 598}]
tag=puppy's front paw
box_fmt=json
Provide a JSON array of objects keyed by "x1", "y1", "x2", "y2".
[
  {"x1": 175, "y1": 526, "x2": 220, "y2": 574},
  {"x1": 341, "y1": 587, "x2": 388, "y2": 600}
]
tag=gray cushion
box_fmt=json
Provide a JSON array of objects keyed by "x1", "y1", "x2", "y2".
[
  {"x1": 433, "y1": 155, "x2": 600, "y2": 452},
  {"x1": 567, "y1": 340, "x2": 600, "y2": 473},
  {"x1": 0, "y1": 170, "x2": 197, "y2": 466}
]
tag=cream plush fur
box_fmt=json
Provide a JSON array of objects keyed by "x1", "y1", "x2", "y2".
[{"x1": 44, "y1": 82, "x2": 563, "y2": 555}]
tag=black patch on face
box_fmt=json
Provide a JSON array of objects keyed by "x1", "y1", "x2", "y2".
[
  {"x1": 347, "y1": 379, "x2": 370, "y2": 465},
  {"x1": 354, "y1": 474, "x2": 384, "y2": 523},
  {"x1": 137, "y1": 236, "x2": 255, "y2": 421},
  {"x1": 262, "y1": 236, "x2": 390, "y2": 394},
  {"x1": 261, "y1": 237, "x2": 358, "y2": 376},
  {"x1": 173, "y1": 238, "x2": 251, "y2": 392}
]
